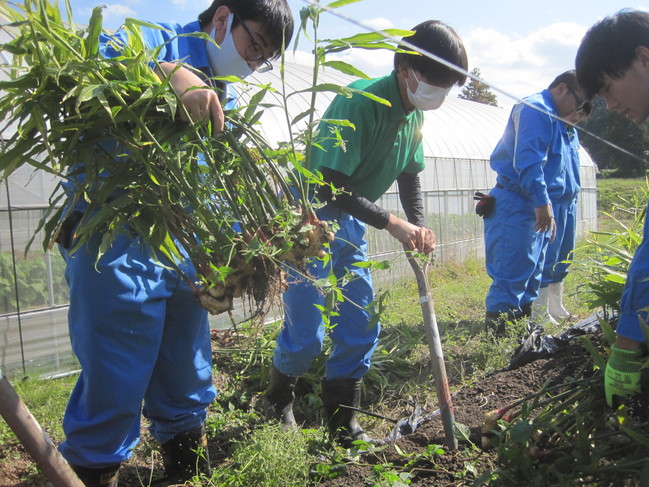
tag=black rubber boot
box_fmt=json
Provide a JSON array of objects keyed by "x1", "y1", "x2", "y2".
[
  {"x1": 161, "y1": 424, "x2": 211, "y2": 485},
  {"x1": 485, "y1": 311, "x2": 508, "y2": 336},
  {"x1": 263, "y1": 364, "x2": 298, "y2": 428},
  {"x1": 321, "y1": 378, "x2": 372, "y2": 447},
  {"x1": 485, "y1": 304, "x2": 533, "y2": 335},
  {"x1": 71, "y1": 463, "x2": 120, "y2": 487}
]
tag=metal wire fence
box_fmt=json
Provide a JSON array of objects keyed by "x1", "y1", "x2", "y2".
[{"x1": 0, "y1": 154, "x2": 598, "y2": 379}]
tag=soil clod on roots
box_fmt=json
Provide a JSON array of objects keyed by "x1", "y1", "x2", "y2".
[{"x1": 196, "y1": 214, "x2": 333, "y2": 317}]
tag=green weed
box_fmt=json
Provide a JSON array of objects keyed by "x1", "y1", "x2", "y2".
[
  {"x1": 0, "y1": 252, "x2": 68, "y2": 313},
  {"x1": 572, "y1": 180, "x2": 648, "y2": 312},
  {"x1": 367, "y1": 463, "x2": 413, "y2": 486},
  {"x1": 210, "y1": 424, "x2": 318, "y2": 487}
]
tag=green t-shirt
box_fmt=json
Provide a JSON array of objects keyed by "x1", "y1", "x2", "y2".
[{"x1": 311, "y1": 71, "x2": 425, "y2": 203}]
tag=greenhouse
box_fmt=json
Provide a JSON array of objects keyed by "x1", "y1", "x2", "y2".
[{"x1": 0, "y1": 58, "x2": 598, "y2": 379}]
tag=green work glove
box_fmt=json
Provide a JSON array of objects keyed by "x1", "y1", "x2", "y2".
[{"x1": 604, "y1": 345, "x2": 642, "y2": 407}]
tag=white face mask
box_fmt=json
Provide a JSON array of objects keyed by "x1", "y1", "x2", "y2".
[
  {"x1": 206, "y1": 14, "x2": 253, "y2": 79},
  {"x1": 406, "y1": 69, "x2": 451, "y2": 111}
]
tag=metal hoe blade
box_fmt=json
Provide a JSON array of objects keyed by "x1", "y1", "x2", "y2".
[{"x1": 405, "y1": 251, "x2": 458, "y2": 450}]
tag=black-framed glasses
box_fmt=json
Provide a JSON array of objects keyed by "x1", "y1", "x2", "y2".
[
  {"x1": 568, "y1": 86, "x2": 591, "y2": 115},
  {"x1": 234, "y1": 13, "x2": 273, "y2": 73}
]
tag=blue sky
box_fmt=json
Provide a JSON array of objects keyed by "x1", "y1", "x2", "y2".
[{"x1": 68, "y1": 0, "x2": 648, "y2": 106}]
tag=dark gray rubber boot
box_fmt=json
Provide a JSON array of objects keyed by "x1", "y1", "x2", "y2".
[
  {"x1": 70, "y1": 463, "x2": 120, "y2": 487},
  {"x1": 520, "y1": 303, "x2": 532, "y2": 318},
  {"x1": 161, "y1": 424, "x2": 211, "y2": 484},
  {"x1": 485, "y1": 311, "x2": 508, "y2": 336},
  {"x1": 321, "y1": 378, "x2": 372, "y2": 447},
  {"x1": 263, "y1": 364, "x2": 298, "y2": 428}
]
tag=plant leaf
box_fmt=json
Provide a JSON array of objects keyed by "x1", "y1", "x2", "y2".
[{"x1": 322, "y1": 60, "x2": 369, "y2": 79}]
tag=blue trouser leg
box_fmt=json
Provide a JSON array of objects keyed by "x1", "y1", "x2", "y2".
[
  {"x1": 521, "y1": 242, "x2": 549, "y2": 308},
  {"x1": 485, "y1": 187, "x2": 551, "y2": 314},
  {"x1": 326, "y1": 216, "x2": 379, "y2": 380},
  {"x1": 142, "y1": 271, "x2": 214, "y2": 445},
  {"x1": 59, "y1": 233, "x2": 215, "y2": 467},
  {"x1": 274, "y1": 209, "x2": 380, "y2": 380},
  {"x1": 617, "y1": 217, "x2": 649, "y2": 343},
  {"x1": 273, "y1": 260, "x2": 326, "y2": 378},
  {"x1": 541, "y1": 200, "x2": 576, "y2": 287}
]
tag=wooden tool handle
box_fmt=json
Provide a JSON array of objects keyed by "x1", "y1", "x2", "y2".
[{"x1": 0, "y1": 373, "x2": 84, "y2": 487}]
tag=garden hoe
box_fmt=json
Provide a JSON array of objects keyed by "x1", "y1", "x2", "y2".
[
  {"x1": 0, "y1": 368, "x2": 84, "y2": 487},
  {"x1": 405, "y1": 249, "x2": 458, "y2": 450}
]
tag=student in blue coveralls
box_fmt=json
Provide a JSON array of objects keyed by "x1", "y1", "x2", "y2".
[
  {"x1": 576, "y1": 9, "x2": 649, "y2": 408},
  {"x1": 532, "y1": 97, "x2": 591, "y2": 325},
  {"x1": 56, "y1": 1, "x2": 293, "y2": 486},
  {"x1": 483, "y1": 70, "x2": 590, "y2": 335},
  {"x1": 263, "y1": 21, "x2": 468, "y2": 446}
]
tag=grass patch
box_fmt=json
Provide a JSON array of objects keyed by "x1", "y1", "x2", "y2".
[
  {"x1": 596, "y1": 177, "x2": 648, "y2": 233},
  {"x1": 213, "y1": 424, "x2": 321, "y2": 487},
  {"x1": 0, "y1": 374, "x2": 77, "y2": 444},
  {"x1": 596, "y1": 178, "x2": 647, "y2": 214}
]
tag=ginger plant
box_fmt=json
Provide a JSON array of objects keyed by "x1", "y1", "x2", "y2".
[{"x1": 0, "y1": 0, "x2": 408, "y2": 318}]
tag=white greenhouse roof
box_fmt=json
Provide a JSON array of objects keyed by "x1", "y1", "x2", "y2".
[
  {"x1": 245, "y1": 61, "x2": 595, "y2": 167},
  {"x1": 420, "y1": 97, "x2": 508, "y2": 160},
  {"x1": 244, "y1": 61, "x2": 511, "y2": 161}
]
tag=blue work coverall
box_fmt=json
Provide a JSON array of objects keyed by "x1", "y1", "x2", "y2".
[
  {"x1": 273, "y1": 72, "x2": 425, "y2": 380},
  {"x1": 541, "y1": 127, "x2": 581, "y2": 287},
  {"x1": 59, "y1": 22, "x2": 218, "y2": 468},
  {"x1": 484, "y1": 90, "x2": 575, "y2": 315},
  {"x1": 616, "y1": 199, "x2": 649, "y2": 344}
]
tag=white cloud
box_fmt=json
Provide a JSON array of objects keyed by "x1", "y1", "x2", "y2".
[
  {"x1": 462, "y1": 22, "x2": 587, "y2": 107},
  {"x1": 329, "y1": 47, "x2": 394, "y2": 77},
  {"x1": 463, "y1": 28, "x2": 521, "y2": 66},
  {"x1": 363, "y1": 17, "x2": 393, "y2": 31},
  {"x1": 287, "y1": 49, "x2": 315, "y2": 67},
  {"x1": 101, "y1": 4, "x2": 137, "y2": 21},
  {"x1": 171, "y1": 0, "x2": 211, "y2": 7}
]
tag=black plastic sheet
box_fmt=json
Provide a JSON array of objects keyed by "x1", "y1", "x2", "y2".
[{"x1": 506, "y1": 310, "x2": 615, "y2": 370}]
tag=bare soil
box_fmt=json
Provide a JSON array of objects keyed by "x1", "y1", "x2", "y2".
[
  {"x1": 0, "y1": 332, "x2": 595, "y2": 487},
  {"x1": 314, "y1": 335, "x2": 594, "y2": 486}
]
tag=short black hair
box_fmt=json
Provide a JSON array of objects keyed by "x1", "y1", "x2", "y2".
[
  {"x1": 394, "y1": 20, "x2": 468, "y2": 87},
  {"x1": 576, "y1": 9, "x2": 649, "y2": 97},
  {"x1": 548, "y1": 70, "x2": 592, "y2": 116},
  {"x1": 198, "y1": 0, "x2": 294, "y2": 60},
  {"x1": 548, "y1": 70, "x2": 578, "y2": 90}
]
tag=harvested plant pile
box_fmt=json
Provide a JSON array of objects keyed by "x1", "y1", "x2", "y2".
[{"x1": 0, "y1": 0, "x2": 332, "y2": 316}]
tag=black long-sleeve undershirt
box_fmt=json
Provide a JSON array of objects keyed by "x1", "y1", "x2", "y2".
[
  {"x1": 396, "y1": 171, "x2": 426, "y2": 227},
  {"x1": 316, "y1": 167, "x2": 426, "y2": 229}
]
